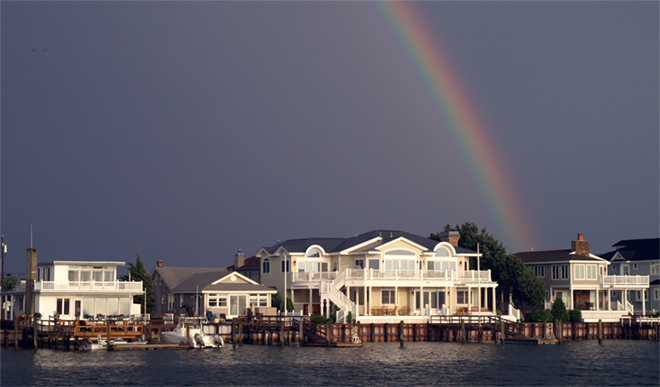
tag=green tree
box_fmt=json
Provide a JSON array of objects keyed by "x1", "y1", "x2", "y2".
[
  {"x1": 431, "y1": 222, "x2": 546, "y2": 309},
  {"x1": 121, "y1": 254, "x2": 155, "y2": 315},
  {"x1": 2, "y1": 276, "x2": 19, "y2": 291},
  {"x1": 551, "y1": 297, "x2": 569, "y2": 322}
]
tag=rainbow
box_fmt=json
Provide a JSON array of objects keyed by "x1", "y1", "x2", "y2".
[{"x1": 375, "y1": 2, "x2": 535, "y2": 251}]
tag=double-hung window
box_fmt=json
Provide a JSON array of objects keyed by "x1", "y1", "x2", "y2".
[
  {"x1": 534, "y1": 265, "x2": 545, "y2": 278},
  {"x1": 381, "y1": 290, "x2": 395, "y2": 305},
  {"x1": 574, "y1": 264, "x2": 585, "y2": 280},
  {"x1": 586, "y1": 265, "x2": 597, "y2": 280}
]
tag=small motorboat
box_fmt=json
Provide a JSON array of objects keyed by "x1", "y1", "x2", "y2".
[{"x1": 162, "y1": 317, "x2": 223, "y2": 349}]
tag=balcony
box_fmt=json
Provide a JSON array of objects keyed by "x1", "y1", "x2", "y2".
[
  {"x1": 34, "y1": 281, "x2": 144, "y2": 293},
  {"x1": 291, "y1": 268, "x2": 491, "y2": 283},
  {"x1": 601, "y1": 275, "x2": 649, "y2": 288}
]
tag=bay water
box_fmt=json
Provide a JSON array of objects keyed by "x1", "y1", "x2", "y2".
[{"x1": 2, "y1": 340, "x2": 658, "y2": 386}]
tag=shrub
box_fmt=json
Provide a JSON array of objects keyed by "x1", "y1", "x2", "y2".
[
  {"x1": 551, "y1": 297, "x2": 569, "y2": 322},
  {"x1": 568, "y1": 309, "x2": 582, "y2": 323},
  {"x1": 530, "y1": 309, "x2": 553, "y2": 323},
  {"x1": 311, "y1": 314, "x2": 327, "y2": 324},
  {"x1": 346, "y1": 311, "x2": 353, "y2": 324}
]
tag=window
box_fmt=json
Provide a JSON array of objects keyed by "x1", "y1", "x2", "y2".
[
  {"x1": 354, "y1": 259, "x2": 364, "y2": 269},
  {"x1": 298, "y1": 261, "x2": 328, "y2": 273},
  {"x1": 586, "y1": 265, "x2": 597, "y2": 280},
  {"x1": 633, "y1": 263, "x2": 638, "y2": 270},
  {"x1": 457, "y1": 290, "x2": 468, "y2": 304},
  {"x1": 56, "y1": 298, "x2": 70, "y2": 315},
  {"x1": 262, "y1": 258, "x2": 270, "y2": 274},
  {"x1": 168, "y1": 294, "x2": 174, "y2": 310},
  {"x1": 368, "y1": 259, "x2": 380, "y2": 270},
  {"x1": 533, "y1": 265, "x2": 545, "y2": 278},
  {"x1": 651, "y1": 263, "x2": 660, "y2": 275},
  {"x1": 381, "y1": 290, "x2": 395, "y2": 305},
  {"x1": 281, "y1": 259, "x2": 290, "y2": 273},
  {"x1": 574, "y1": 264, "x2": 585, "y2": 280},
  {"x1": 612, "y1": 291, "x2": 618, "y2": 297},
  {"x1": 552, "y1": 264, "x2": 569, "y2": 280},
  {"x1": 654, "y1": 289, "x2": 660, "y2": 300},
  {"x1": 306, "y1": 248, "x2": 321, "y2": 257}
]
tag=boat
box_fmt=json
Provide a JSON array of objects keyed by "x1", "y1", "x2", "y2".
[
  {"x1": 80, "y1": 335, "x2": 148, "y2": 351},
  {"x1": 161, "y1": 317, "x2": 224, "y2": 349}
]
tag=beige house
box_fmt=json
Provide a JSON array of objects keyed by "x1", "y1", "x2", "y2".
[
  {"x1": 516, "y1": 234, "x2": 650, "y2": 322},
  {"x1": 256, "y1": 230, "x2": 498, "y2": 323}
]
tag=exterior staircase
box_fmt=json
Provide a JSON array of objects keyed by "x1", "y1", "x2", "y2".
[{"x1": 320, "y1": 275, "x2": 357, "y2": 323}]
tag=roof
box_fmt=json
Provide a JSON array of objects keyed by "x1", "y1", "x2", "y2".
[
  {"x1": 260, "y1": 230, "x2": 477, "y2": 255},
  {"x1": 173, "y1": 270, "x2": 229, "y2": 293},
  {"x1": 152, "y1": 267, "x2": 227, "y2": 291},
  {"x1": 515, "y1": 249, "x2": 604, "y2": 264},
  {"x1": 601, "y1": 238, "x2": 659, "y2": 262},
  {"x1": 227, "y1": 256, "x2": 261, "y2": 271}
]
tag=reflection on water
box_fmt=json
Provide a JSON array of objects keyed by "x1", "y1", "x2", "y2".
[{"x1": 2, "y1": 340, "x2": 658, "y2": 386}]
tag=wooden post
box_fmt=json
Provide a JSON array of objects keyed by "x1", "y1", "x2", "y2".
[
  {"x1": 399, "y1": 321, "x2": 404, "y2": 348},
  {"x1": 33, "y1": 315, "x2": 38, "y2": 352},
  {"x1": 500, "y1": 320, "x2": 505, "y2": 345},
  {"x1": 556, "y1": 320, "x2": 562, "y2": 345},
  {"x1": 460, "y1": 319, "x2": 465, "y2": 344},
  {"x1": 238, "y1": 320, "x2": 243, "y2": 346},
  {"x1": 280, "y1": 321, "x2": 285, "y2": 348},
  {"x1": 326, "y1": 321, "x2": 331, "y2": 347},
  {"x1": 598, "y1": 319, "x2": 603, "y2": 345},
  {"x1": 106, "y1": 319, "x2": 111, "y2": 348},
  {"x1": 299, "y1": 317, "x2": 304, "y2": 343},
  {"x1": 14, "y1": 316, "x2": 19, "y2": 349},
  {"x1": 232, "y1": 323, "x2": 237, "y2": 349}
]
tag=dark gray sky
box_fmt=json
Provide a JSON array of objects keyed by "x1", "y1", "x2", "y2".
[{"x1": 2, "y1": 1, "x2": 658, "y2": 275}]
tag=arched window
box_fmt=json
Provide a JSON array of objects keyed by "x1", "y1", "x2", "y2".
[
  {"x1": 262, "y1": 258, "x2": 270, "y2": 274},
  {"x1": 306, "y1": 248, "x2": 322, "y2": 257},
  {"x1": 434, "y1": 248, "x2": 450, "y2": 257}
]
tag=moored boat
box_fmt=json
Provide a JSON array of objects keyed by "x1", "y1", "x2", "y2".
[{"x1": 161, "y1": 317, "x2": 223, "y2": 349}]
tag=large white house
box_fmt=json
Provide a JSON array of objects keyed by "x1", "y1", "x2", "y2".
[
  {"x1": 256, "y1": 230, "x2": 498, "y2": 323},
  {"x1": 6, "y1": 249, "x2": 144, "y2": 319}
]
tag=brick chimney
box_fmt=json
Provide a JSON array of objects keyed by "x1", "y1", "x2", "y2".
[
  {"x1": 439, "y1": 231, "x2": 460, "y2": 247},
  {"x1": 25, "y1": 248, "x2": 37, "y2": 315},
  {"x1": 571, "y1": 233, "x2": 590, "y2": 257},
  {"x1": 234, "y1": 249, "x2": 245, "y2": 269}
]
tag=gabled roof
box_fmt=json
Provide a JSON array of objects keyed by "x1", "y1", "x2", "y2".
[
  {"x1": 173, "y1": 270, "x2": 229, "y2": 293},
  {"x1": 601, "y1": 238, "x2": 659, "y2": 262},
  {"x1": 152, "y1": 267, "x2": 227, "y2": 291},
  {"x1": 259, "y1": 230, "x2": 477, "y2": 256},
  {"x1": 515, "y1": 249, "x2": 605, "y2": 264}
]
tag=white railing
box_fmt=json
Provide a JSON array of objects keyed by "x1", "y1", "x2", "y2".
[
  {"x1": 291, "y1": 271, "x2": 338, "y2": 283},
  {"x1": 508, "y1": 304, "x2": 521, "y2": 321},
  {"x1": 339, "y1": 268, "x2": 491, "y2": 282},
  {"x1": 35, "y1": 281, "x2": 143, "y2": 292},
  {"x1": 602, "y1": 275, "x2": 649, "y2": 287}
]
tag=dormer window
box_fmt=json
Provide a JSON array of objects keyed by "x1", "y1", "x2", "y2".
[{"x1": 306, "y1": 248, "x2": 322, "y2": 257}]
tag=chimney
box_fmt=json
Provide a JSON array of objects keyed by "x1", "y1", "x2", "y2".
[
  {"x1": 25, "y1": 248, "x2": 37, "y2": 315},
  {"x1": 157, "y1": 260, "x2": 164, "y2": 268},
  {"x1": 571, "y1": 233, "x2": 590, "y2": 257},
  {"x1": 234, "y1": 249, "x2": 245, "y2": 269},
  {"x1": 439, "y1": 231, "x2": 460, "y2": 247}
]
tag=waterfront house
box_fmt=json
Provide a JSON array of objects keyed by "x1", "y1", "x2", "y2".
[
  {"x1": 6, "y1": 248, "x2": 145, "y2": 320},
  {"x1": 256, "y1": 230, "x2": 498, "y2": 323},
  {"x1": 151, "y1": 263, "x2": 276, "y2": 320},
  {"x1": 600, "y1": 238, "x2": 659, "y2": 314},
  {"x1": 515, "y1": 234, "x2": 650, "y2": 322}
]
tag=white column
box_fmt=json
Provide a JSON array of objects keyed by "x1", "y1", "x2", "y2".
[{"x1": 642, "y1": 289, "x2": 646, "y2": 315}]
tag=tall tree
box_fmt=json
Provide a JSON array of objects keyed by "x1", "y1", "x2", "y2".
[
  {"x1": 430, "y1": 222, "x2": 546, "y2": 310},
  {"x1": 121, "y1": 254, "x2": 155, "y2": 315}
]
